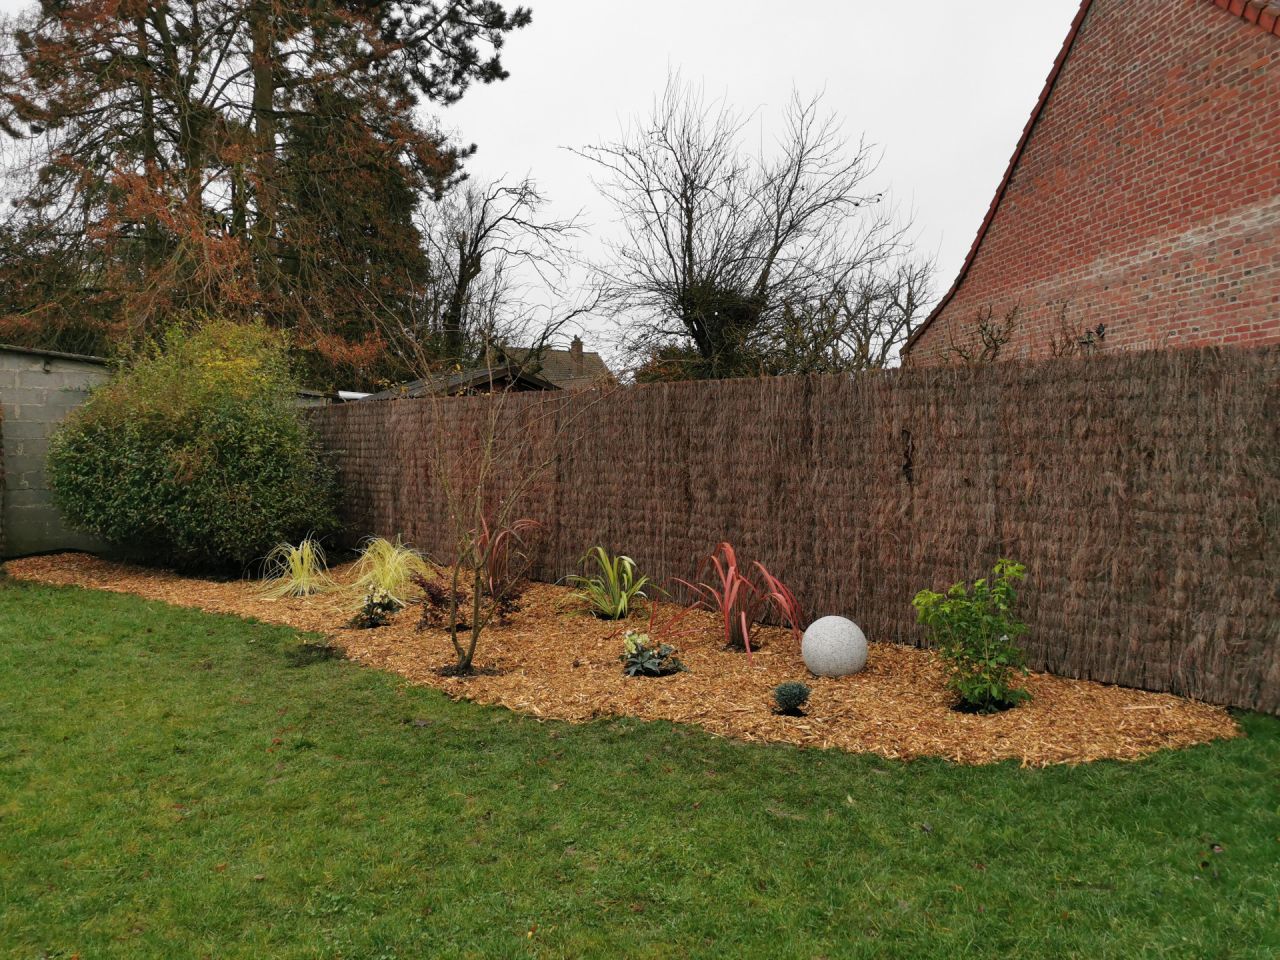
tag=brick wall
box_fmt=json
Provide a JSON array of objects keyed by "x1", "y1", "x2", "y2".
[
  {"x1": 908, "y1": 0, "x2": 1280, "y2": 364},
  {"x1": 0, "y1": 347, "x2": 111, "y2": 557}
]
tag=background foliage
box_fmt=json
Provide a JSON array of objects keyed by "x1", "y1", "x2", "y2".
[{"x1": 0, "y1": 1, "x2": 530, "y2": 389}]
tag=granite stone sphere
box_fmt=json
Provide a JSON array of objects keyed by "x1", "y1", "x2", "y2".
[{"x1": 801, "y1": 616, "x2": 868, "y2": 677}]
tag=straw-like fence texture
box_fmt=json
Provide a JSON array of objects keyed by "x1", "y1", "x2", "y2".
[
  {"x1": 0, "y1": 405, "x2": 6, "y2": 554},
  {"x1": 311, "y1": 347, "x2": 1280, "y2": 713}
]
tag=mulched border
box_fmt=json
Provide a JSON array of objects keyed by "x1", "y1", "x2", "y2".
[{"x1": 4, "y1": 552, "x2": 1240, "y2": 766}]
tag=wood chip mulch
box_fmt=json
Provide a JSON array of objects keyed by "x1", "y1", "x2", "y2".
[{"x1": 4, "y1": 552, "x2": 1240, "y2": 766}]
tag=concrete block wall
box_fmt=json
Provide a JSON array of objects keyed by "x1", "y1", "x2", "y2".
[{"x1": 0, "y1": 347, "x2": 112, "y2": 557}]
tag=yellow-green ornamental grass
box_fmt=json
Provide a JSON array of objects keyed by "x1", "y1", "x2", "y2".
[
  {"x1": 349, "y1": 536, "x2": 433, "y2": 607},
  {"x1": 260, "y1": 538, "x2": 334, "y2": 598}
]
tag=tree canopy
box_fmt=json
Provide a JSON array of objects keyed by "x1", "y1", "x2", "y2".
[{"x1": 0, "y1": 1, "x2": 530, "y2": 388}]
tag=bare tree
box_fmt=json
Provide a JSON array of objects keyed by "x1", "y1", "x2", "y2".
[
  {"x1": 377, "y1": 176, "x2": 595, "y2": 376},
  {"x1": 575, "y1": 74, "x2": 928, "y2": 378},
  {"x1": 946, "y1": 304, "x2": 1021, "y2": 364},
  {"x1": 770, "y1": 259, "x2": 934, "y2": 373},
  {"x1": 1047, "y1": 301, "x2": 1107, "y2": 358},
  {"x1": 407, "y1": 342, "x2": 615, "y2": 675}
]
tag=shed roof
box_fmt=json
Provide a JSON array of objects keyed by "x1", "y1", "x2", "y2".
[
  {"x1": 363, "y1": 364, "x2": 559, "y2": 400},
  {"x1": 0, "y1": 343, "x2": 110, "y2": 366},
  {"x1": 500, "y1": 341, "x2": 614, "y2": 391}
]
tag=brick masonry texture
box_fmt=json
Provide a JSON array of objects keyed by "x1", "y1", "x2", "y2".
[
  {"x1": 908, "y1": 0, "x2": 1280, "y2": 364},
  {"x1": 310, "y1": 347, "x2": 1280, "y2": 713}
]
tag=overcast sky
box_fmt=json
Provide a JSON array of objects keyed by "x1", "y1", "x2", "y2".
[
  {"x1": 0, "y1": 0, "x2": 1084, "y2": 351},
  {"x1": 441, "y1": 0, "x2": 1084, "y2": 347}
]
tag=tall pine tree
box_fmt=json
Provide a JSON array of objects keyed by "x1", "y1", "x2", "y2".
[{"x1": 0, "y1": 1, "x2": 530, "y2": 387}]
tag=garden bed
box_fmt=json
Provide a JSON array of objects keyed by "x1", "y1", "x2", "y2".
[{"x1": 4, "y1": 552, "x2": 1239, "y2": 766}]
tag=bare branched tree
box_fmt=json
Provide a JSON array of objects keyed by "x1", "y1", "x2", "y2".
[
  {"x1": 770, "y1": 259, "x2": 934, "y2": 373},
  {"x1": 946, "y1": 304, "x2": 1021, "y2": 364},
  {"x1": 377, "y1": 176, "x2": 596, "y2": 378},
  {"x1": 1047, "y1": 301, "x2": 1107, "y2": 358},
  {"x1": 408, "y1": 352, "x2": 615, "y2": 674},
  {"x1": 575, "y1": 74, "x2": 930, "y2": 379}
]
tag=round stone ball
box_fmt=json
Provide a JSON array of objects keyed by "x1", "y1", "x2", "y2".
[{"x1": 802, "y1": 616, "x2": 868, "y2": 678}]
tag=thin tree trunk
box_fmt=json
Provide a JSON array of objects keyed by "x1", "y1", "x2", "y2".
[{"x1": 250, "y1": 1, "x2": 278, "y2": 286}]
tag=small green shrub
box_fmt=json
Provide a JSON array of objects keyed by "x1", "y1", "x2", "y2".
[
  {"x1": 620, "y1": 631, "x2": 685, "y2": 677},
  {"x1": 912, "y1": 559, "x2": 1031, "y2": 714},
  {"x1": 350, "y1": 589, "x2": 401, "y2": 629},
  {"x1": 772, "y1": 681, "x2": 811, "y2": 716},
  {"x1": 48, "y1": 319, "x2": 337, "y2": 572},
  {"x1": 567, "y1": 546, "x2": 651, "y2": 620},
  {"x1": 351, "y1": 536, "x2": 431, "y2": 606},
  {"x1": 260, "y1": 539, "x2": 334, "y2": 598}
]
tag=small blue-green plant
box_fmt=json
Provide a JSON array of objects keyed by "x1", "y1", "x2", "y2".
[
  {"x1": 620, "y1": 630, "x2": 685, "y2": 677},
  {"x1": 772, "y1": 681, "x2": 811, "y2": 716},
  {"x1": 350, "y1": 589, "x2": 401, "y2": 629}
]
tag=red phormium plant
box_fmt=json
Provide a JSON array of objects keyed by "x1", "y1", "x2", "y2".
[
  {"x1": 675, "y1": 542, "x2": 804, "y2": 658},
  {"x1": 474, "y1": 516, "x2": 542, "y2": 599}
]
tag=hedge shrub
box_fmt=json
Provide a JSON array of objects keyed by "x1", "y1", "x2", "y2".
[{"x1": 49, "y1": 320, "x2": 337, "y2": 572}]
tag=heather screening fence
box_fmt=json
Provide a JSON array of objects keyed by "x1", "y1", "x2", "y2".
[{"x1": 310, "y1": 347, "x2": 1280, "y2": 713}]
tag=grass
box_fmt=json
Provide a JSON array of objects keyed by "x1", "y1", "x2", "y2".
[
  {"x1": 259, "y1": 538, "x2": 334, "y2": 598},
  {"x1": 349, "y1": 536, "x2": 432, "y2": 607},
  {"x1": 1, "y1": 578, "x2": 1277, "y2": 959}
]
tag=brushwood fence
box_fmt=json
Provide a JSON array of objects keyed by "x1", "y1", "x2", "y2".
[{"x1": 311, "y1": 347, "x2": 1280, "y2": 713}]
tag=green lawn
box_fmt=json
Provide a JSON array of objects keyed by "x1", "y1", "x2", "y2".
[{"x1": 1, "y1": 578, "x2": 1277, "y2": 959}]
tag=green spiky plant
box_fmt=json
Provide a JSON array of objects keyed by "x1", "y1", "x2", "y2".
[
  {"x1": 260, "y1": 538, "x2": 334, "y2": 598},
  {"x1": 350, "y1": 536, "x2": 433, "y2": 607},
  {"x1": 567, "y1": 546, "x2": 652, "y2": 620}
]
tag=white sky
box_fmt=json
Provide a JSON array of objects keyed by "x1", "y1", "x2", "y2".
[
  {"x1": 444, "y1": 0, "x2": 1084, "y2": 350},
  {"x1": 0, "y1": 0, "x2": 1084, "y2": 351}
]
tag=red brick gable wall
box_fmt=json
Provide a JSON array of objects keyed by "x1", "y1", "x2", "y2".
[{"x1": 907, "y1": 0, "x2": 1280, "y2": 364}]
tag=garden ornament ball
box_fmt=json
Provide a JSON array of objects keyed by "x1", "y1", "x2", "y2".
[{"x1": 801, "y1": 616, "x2": 868, "y2": 677}]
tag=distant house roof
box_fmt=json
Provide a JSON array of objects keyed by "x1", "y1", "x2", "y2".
[
  {"x1": 903, "y1": 0, "x2": 1280, "y2": 356},
  {"x1": 363, "y1": 363, "x2": 559, "y2": 400},
  {"x1": 500, "y1": 337, "x2": 614, "y2": 390}
]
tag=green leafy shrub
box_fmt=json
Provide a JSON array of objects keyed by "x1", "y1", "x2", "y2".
[
  {"x1": 912, "y1": 559, "x2": 1031, "y2": 714},
  {"x1": 567, "y1": 546, "x2": 652, "y2": 619},
  {"x1": 620, "y1": 631, "x2": 685, "y2": 677},
  {"x1": 772, "y1": 681, "x2": 811, "y2": 716},
  {"x1": 48, "y1": 319, "x2": 337, "y2": 572},
  {"x1": 350, "y1": 589, "x2": 400, "y2": 629},
  {"x1": 261, "y1": 539, "x2": 334, "y2": 597}
]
